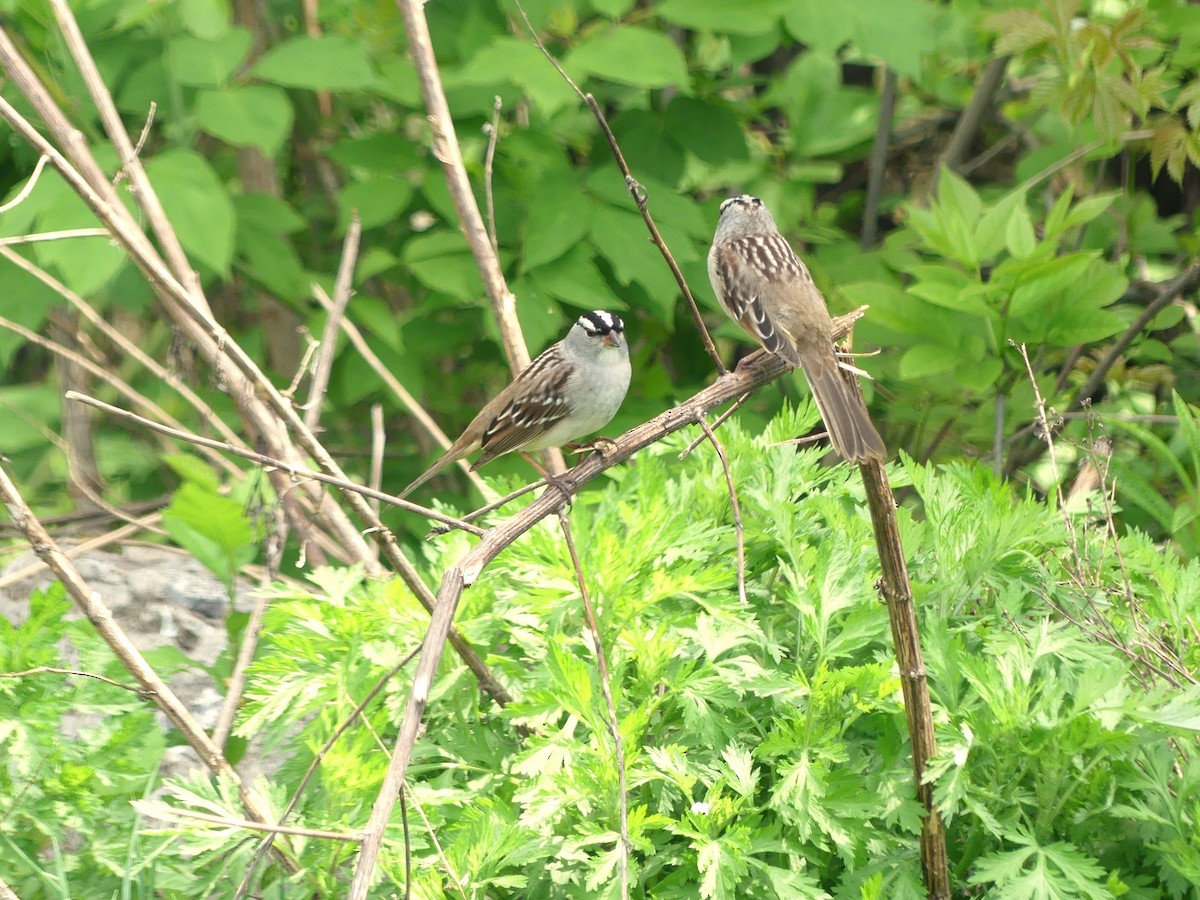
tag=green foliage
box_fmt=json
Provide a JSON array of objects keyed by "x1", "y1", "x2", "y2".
[
  {"x1": 160, "y1": 455, "x2": 262, "y2": 593},
  {"x1": 122, "y1": 416, "x2": 1200, "y2": 898},
  {"x1": 3, "y1": 0, "x2": 1200, "y2": 896},
  {"x1": 0, "y1": 587, "x2": 169, "y2": 898}
]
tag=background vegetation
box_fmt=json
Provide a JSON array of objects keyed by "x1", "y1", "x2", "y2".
[{"x1": 1, "y1": 0, "x2": 1199, "y2": 897}]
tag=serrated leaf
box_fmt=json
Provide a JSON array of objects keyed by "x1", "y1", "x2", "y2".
[{"x1": 983, "y1": 9, "x2": 1058, "y2": 55}]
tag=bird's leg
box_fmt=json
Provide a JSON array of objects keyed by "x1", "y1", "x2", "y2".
[
  {"x1": 521, "y1": 453, "x2": 574, "y2": 506},
  {"x1": 565, "y1": 436, "x2": 619, "y2": 459}
]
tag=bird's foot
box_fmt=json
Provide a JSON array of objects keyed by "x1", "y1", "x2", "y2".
[{"x1": 565, "y1": 436, "x2": 618, "y2": 460}]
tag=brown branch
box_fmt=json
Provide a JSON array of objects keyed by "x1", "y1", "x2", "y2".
[
  {"x1": 0, "y1": 463, "x2": 300, "y2": 873},
  {"x1": 936, "y1": 56, "x2": 1010, "y2": 184},
  {"x1": 861, "y1": 67, "x2": 898, "y2": 249},
  {"x1": 138, "y1": 807, "x2": 362, "y2": 842},
  {"x1": 0, "y1": 245, "x2": 249, "y2": 453},
  {"x1": 48, "y1": 0, "x2": 205, "y2": 306},
  {"x1": 859, "y1": 457, "x2": 950, "y2": 898},
  {"x1": 0, "y1": 666, "x2": 146, "y2": 696},
  {"x1": 484, "y1": 95, "x2": 502, "y2": 256},
  {"x1": 305, "y1": 213, "x2": 361, "y2": 432},
  {"x1": 0, "y1": 11, "x2": 512, "y2": 706},
  {"x1": 395, "y1": 0, "x2": 529, "y2": 375},
  {"x1": 0, "y1": 312, "x2": 240, "y2": 479},
  {"x1": 234, "y1": 648, "x2": 419, "y2": 899}
]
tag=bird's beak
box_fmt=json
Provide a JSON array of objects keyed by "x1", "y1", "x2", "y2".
[{"x1": 602, "y1": 332, "x2": 621, "y2": 348}]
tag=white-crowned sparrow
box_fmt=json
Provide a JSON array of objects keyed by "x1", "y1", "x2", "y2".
[
  {"x1": 398, "y1": 310, "x2": 632, "y2": 498},
  {"x1": 708, "y1": 194, "x2": 886, "y2": 463}
]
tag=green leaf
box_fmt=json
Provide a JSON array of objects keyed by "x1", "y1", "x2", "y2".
[
  {"x1": 401, "y1": 230, "x2": 483, "y2": 299},
  {"x1": 144, "y1": 149, "x2": 236, "y2": 276},
  {"x1": 1062, "y1": 192, "x2": 1119, "y2": 230},
  {"x1": 1006, "y1": 203, "x2": 1037, "y2": 258},
  {"x1": 658, "y1": 0, "x2": 790, "y2": 36},
  {"x1": 846, "y1": 0, "x2": 939, "y2": 78},
  {"x1": 165, "y1": 30, "x2": 251, "y2": 87},
  {"x1": 522, "y1": 177, "x2": 594, "y2": 269},
  {"x1": 900, "y1": 343, "x2": 959, "y2": 379},
  {"x1": 452, "y1": 37, "x2": 577, "y2": 116},
  {"x1": 162, "y1": 454, "x2": 222, "y2": 492},
  {"x1": 338, "y1": 176, "x2": 415, "y2": 231},
  {"x1": 590, "y1": 202, "x2": 679, "y2": 303},
  {"x1": 179, "y1": 0, "x2": 230, "y2": 39},
  {"x1": 32, "y1": 190, "x2": 128, "y2": 295},
  {"x1": 161, "y1": 483, "x2": 255, "y2": 591},
  {"x1": 975, "y1": 189, "x2": 1029, "y2": 262},
  {"x1": 664, "y1": 98, "x2": 749, "y2": 164},
  {"x1": 936, "y1": 166, "x2": 984, "y2": 227},
  {"x1": 787, "y1": 0, "x2": 938, "y2": 77},
  {"x1": 194, "y1": 85, "x2": 293, "y2": 155},
  {"x1": 252, "y1": 36, "x2": 378, "y2": 90},
  {"x1": 566, "y1": 26, "x2": 689, "y2": 89}
]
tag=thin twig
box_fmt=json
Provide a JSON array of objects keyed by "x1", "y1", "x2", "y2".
[
  {"x1": 0, "y1": 153, "x2": 49, "y2": 212},
  {"x1": 510, "y1": 0, "x2": 725, "y2": 374},
  {"x1": 0, "y1": 666, "x2": 146, "y2": 696},
  {"x1": 1070, "y1": 263, "x2": 1200, "y2": 412},
  {"x1": 1004, "y1": 261, "x2": 1200, "y2": 476},
  {"x1": 696, "y1": 417, "x2": 747, "y2": 606},
  {"x1": 369, "y1": 403, "x2": 385, "y2": 520},
  {"x1": 0, "y1": 228, "x2": 109, "y2": 245},
  {"x1": 679, "y1": 392, "x2": 750, "y2": 459},
  {"x1": 66, "y1": 392, "x2": 486, "y2": 536},
  {"x1": 306, "y1": 214, "x2": 361, "y2": 432},
  {"x1": 140, "y1": 807, "x2": 362, "y2": 842},
  {"x1": 0, "y1": 245, "x2": 249, "y2": 452},
  {"x1": 0, "y1": 313, "x2": 240, "y2": 477},
  {"x1": 0, "y1": 20, "x2": 511, "y2": 704},
  {"x1": 484, "y1": 95, "x2": 502, "y2": 256},
  {"x1": 396, "y1": 0, "x2": 529, "y2": 375},
  {"x1": 112, "y1": 100, "x2": 155, "y2": 187},
  {"x1": 861, "y1": 67, "x2": 898, "y2": 249},
  {"x1": 558, "y1": 512, "x2": 629, "y2": 898},
  {"x1": 48, "y1": 0, "x2": 205, "y2": 305}
]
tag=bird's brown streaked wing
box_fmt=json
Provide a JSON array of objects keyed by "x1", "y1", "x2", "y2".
[
  {"x1": 714, "y1": 242, "x2": 801, "y2": 366},
  {"x1": 474, "y1": 357, "x2": 572, "y2": 464}
]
